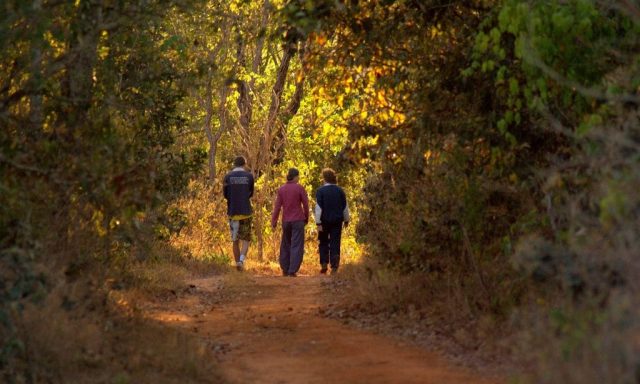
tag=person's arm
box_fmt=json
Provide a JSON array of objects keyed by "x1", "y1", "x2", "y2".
[
  {"x1": 223, "y1": 174, "x2": 229, "y2": 200},
  {"x1": 248, "y1": 173, "x2": 255, "y2": 198},
  {"x1": 315, "y1": 189, "x2": 323, "y2": 231},
  {"x1": 341, "y1": 189, "x2": 350, "y2": 226},
  {"x1": 301, "y1": 187, "x2": 309, "y2": 224},
  {"x1": 314, "y1": 203, "x2": 322, "y2": 224},
  {"x1": 271, "y1": 189, "x2": 282, "y2": 228}
]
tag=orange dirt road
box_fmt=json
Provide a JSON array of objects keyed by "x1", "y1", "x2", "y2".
[{"x1": 147, "y1": 274, "x2": 501, "y2": 384}]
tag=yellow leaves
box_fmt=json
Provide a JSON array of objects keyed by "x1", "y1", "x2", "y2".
[
  {"x1": 430, "y1": 24, "x2": 443, "y2": 38},
  {"x1": 367, "y1": 70, "x2": 377, "y2": 84},
  {"x1": 360, "y1": 110, "x2": 368, "y2": 119},
  {"x1": 314, "y1": 33, "x2": 328, "y2": 46},
  {"x1": 98, "y1": 30, "x2": 110, "y2": 60},
  {"x1": 319, "y1": 122, "x2": 348, "y2": 147},
  {"x1": 337, "y1": 94, "x2": 344, "y2": 108},
  {"x1": 321, "y1": 121, "x2": 333, "y2": 136},
  {"x1": 376, "y1": 89, "x2": 387, "y2": 106},
  {"x1": 92, "y1": 210, "x2": 107, "y2": 237},
  {"x1": 44, "y1": 30, "x2": 65, "y2": 58}
]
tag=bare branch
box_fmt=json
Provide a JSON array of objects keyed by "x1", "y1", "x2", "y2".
[
  {"x1": 235, "y1": 35, "x2": 252, "y2": 142},
  {"x1": 250, "y1": 0, "x2": 270, "y2": 89}
]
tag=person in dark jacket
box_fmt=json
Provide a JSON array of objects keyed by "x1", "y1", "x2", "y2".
[
  {"x1": 223, "y1": 156, "x2": 255, "y2": 271},
  {"x1": 314, "y1": 168, "x2": 350, "y2": 274},
  {"x1": 271, "y1": 168, "x2": 309, "y2": 277}
]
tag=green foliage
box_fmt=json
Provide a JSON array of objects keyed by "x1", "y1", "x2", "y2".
[
  {"x1": 290, "y1": 1, "x2": 640, "y2": 380},
  {"x1": 0, "y1": 0, "x2": 207, "y2": 375},
  {"x1": 468, "y1": 0, "x2": 638, "y2": 142},
  {"x1": 201, "y1": 252, "x2": 232, "y2": 266},
  {"x1": 1, "y1": 0, "x2": 638, "y2": 381}
]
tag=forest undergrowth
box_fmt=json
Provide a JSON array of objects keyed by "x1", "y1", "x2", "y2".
[{"x1": 3, "y1": 1, "x2": 640, "y2": 383}]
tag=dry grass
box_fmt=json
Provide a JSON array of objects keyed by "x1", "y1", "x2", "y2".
[
  {"x1": 323, "y1": 257, "x2": 516, "y2": 374},
  {"x1": 4, "y1": 283, "x2": 224, "y2": 384},
  {"x1": 2, "y1": 210, "x2": 230, "y2": 384},
  {"x1": 167, "y1": 180, "x2": 229, "y2": 263}
]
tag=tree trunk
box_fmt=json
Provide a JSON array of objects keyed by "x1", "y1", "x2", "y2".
[
  {"x1": 28, "y1": 0, "x2": 44, "y2": 138},
  {"x1": 255, "y1": 39, "x2": 297, "y2": 173},
  {"x1": 272, "y1": 42, "x2": 308, "y2": 165},
  {"x1": 61, "y1": 1, "x2": 101, "y2": 139},
  {"x1": 204, "y1": 72, "x2": 230, "y2": 183},
  {"x1": 204, "y1": 74, "x2": 216, "y2": 182}
]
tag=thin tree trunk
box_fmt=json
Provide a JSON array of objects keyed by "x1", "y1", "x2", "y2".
[
  {"x1": 272, "y1": 42, "x2": 308, "y2": 164},
  {"x1": 255, "y1": 40, "x2": 297, "y2": 173},
  {"x1": 204, "y1": 73, "x2": 216, "y2": 182},
  {"x1": 254, "y1": 166, "x2": 273, "y2": 261},
  {"x1": 204, "y1": 74, "x2": 231, "y2": 183},
  {"x1": 460, "y1": 223, "x2": 490, "y2": 304},
  {"x1": 61, "y1": 2, "x2": 101, "y2": 139},
  {"x1": 250, "y1": 0, "x2": 270, "y2": 90},
  {"x1": 28, "y1": 0, "x2": 44, "y2": 138},
  {"x1": 203, "y1": 20, "x2": 232, "y2": 183},
  {"x1": 235, "y1": 37, "x2": 252, "y2": 142}
]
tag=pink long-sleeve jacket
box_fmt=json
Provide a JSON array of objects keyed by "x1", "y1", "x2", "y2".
[{"x1": 271, "y1": 181, "x2": 309, "y2": 227}]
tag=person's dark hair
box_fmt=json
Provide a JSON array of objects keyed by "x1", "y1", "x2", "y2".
[
  {"x1": 286, "y1": 168, "x2": 300, "y2": 181},
  {"x1": 233, "y1": 156, "x2": 246, "y2": 167},
  {"x1": 322, "y1": 168, "x2": 337, "y2": 184}
]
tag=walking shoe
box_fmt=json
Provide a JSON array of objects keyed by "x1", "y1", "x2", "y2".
[
  {"x1": 330, "y1": 268, "x2": 338, "y2": 275},
  {"x1": 282, "y1": 270, "x2": 288, "y2": 276},
  {"x1": 320, "y1": 264, "x2": 328, "y2": 274},
  {"x1": 236, "y1": 261, "x2": 244, "y2": 271},
  {"x1": 287, "y1": 272, "x2": 297, "y2": 277}
]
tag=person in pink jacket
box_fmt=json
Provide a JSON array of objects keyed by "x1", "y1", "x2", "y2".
[{"x1": 271, "y1": 168, "x2": 309, "y2": 277}]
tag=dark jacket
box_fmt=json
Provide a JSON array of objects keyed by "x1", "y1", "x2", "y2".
[
  {"x1": 223, "y1": 168, "x2": 254, "y2": 216},
  {"x1": 315, "y1": 184, "x2": 349, "y2": 225}
]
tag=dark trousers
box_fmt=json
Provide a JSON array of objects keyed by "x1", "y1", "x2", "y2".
[
  {"x1": 318, "y1": 222, "x2": 343, "y2": 269},
  {"x1": 279, "y1": 220, "x2": 305, "y2": 274}
]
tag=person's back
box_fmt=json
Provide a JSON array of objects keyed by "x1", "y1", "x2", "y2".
[
  {"x1": 275, "y1": 182, "x2": 308, "y2": 223},
  {"x1": 316, "y1": 184, "x2": 347, "y2": 224},
  {"x1": 223, "y1": 168, "x2": 254, "y2": 217}
]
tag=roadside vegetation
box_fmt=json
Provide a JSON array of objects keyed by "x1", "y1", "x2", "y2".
[{"x1": 2, "y1": 1, "x2": 639, "y2": 383}]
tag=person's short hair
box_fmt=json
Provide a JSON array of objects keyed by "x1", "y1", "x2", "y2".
[
  {"x1": 233, "y1": 156, "x2": 246, "y2": 167},
  {"x1": 286, "y1": 168, "x2": 300, "y2": 181},
  {"x1": 322, "y1": 168, "x2": 337, "y2": 184}
]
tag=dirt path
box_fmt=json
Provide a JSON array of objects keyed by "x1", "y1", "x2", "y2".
[{"x1": 146, "y1": 273, "x2": 501, "y2": 384}]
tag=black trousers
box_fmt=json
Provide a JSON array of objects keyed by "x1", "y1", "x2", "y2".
[{"x1": 318, "y1": 222, "x2": 343, "y2": 269}]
